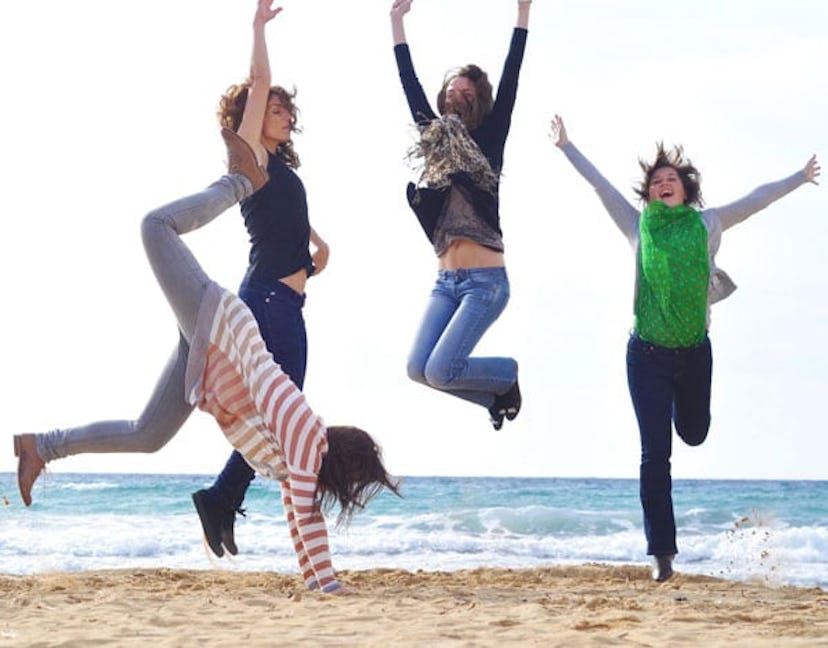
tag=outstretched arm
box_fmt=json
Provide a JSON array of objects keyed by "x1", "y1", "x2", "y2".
[
  {"x1": 549, "y1": 115, "x2": 640, "y2": 243},
  {"x1": 279, "y1": 480, "x2": 351, "y2": 593},
  {"x1": 237, "y1": 0, "x2": 282, "y2": 166},
  {"x1": 710, "y1": 154, "x2": 821, "y2": 231}
]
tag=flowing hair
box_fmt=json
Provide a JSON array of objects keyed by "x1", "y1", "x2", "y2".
[
  {"x1": 316, "y1": 426, "x2": 401, "y2": 527},
  {"x1": 217, "y1": 82, "x2": 302, "y2": 169},
  {"x1": 436, "y1": 64, "x2": 494, "y2": 132},
  {"x1": 634, "y1": 142, "x2": 703, "y2": 207}
]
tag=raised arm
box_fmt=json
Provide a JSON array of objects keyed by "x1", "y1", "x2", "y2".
[
  {"x1": 550, "y1": 115, "x2": 641, "y2": 244},
  {"x1": 390, "y1": 0, "x2": 437, "y2": 124},
  {"x1": 236, "y1": 0, "x2": 282, "y2": 167},
  {"x1": 486, "y1": 1, "x2": 531, "y2": 139},
  {"x1": 707, "y1": 154, "x2": 821, "y2": 232},
  {"x1": 390, "y1": 0, "x2": 411, "y2": 45}
]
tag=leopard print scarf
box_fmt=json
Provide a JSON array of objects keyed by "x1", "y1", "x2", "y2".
[{"x1": 406, "y1": 114, "x2": 498, "y2": 194}]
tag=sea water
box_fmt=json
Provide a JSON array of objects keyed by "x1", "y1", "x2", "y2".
[{"x1": 1, "y1": 473, "x2": 826, "y2": 589}]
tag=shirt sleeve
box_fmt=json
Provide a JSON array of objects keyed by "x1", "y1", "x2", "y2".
[
  {"x1": 488, "y1": 28, "x2": 528, "y2": 128},
  {"x1": 561, "y1": 142, "x2": 641, "y2": 245},
  {"x1": 704, "y1": 170, "x2": 807, "y2": 232},
  {"x1": 394, "y1": 43, "x2": 438, "y2": 125},
  {"x1": 281, "y1": 470, "x2": 338, "y2": 592}
]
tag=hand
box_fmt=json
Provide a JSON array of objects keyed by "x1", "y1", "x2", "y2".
[
  {"x1": 311, "y1": 239, "x2": 330, "y2": 276},
  {"x1": 254, "y1": 0, "x2": 282, "y2": 27},
  {"x1": 517, "y1": 0, "x2": 531, "y2": 28},
  {"x1": 329, "y1": 584, "x2": 357, "y2": 595},
  {"x1": 390, "y1": 0, "x2": 413, "y2": 20},
  {"x1": 804, "y1": 154, "x2": 821, "y2": 185},
  {"x1": 549, "y1": 114, "x2": 569, "y2": 148}
]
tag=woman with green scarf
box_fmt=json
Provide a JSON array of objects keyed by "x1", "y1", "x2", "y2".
[{"x1": 550, "y1": 115, "x2": 820, "y2": 582}]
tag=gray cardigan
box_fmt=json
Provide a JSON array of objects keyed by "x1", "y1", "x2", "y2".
[{"x1": 560, "y1": 142, "x2": 807, "y2": 325}]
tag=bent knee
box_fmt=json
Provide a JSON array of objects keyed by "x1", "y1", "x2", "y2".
[
  {"x1": 677, "y1": 424, "x2": 709, "y2": 447},
  {"x1": 127, "y1": 420, "x2": 176, "y2": 454},
  {"x1": 423, "y1": 363, "x2": 454, "y2": 390},
  {"x1": 406, "y1": 359, "x2": 428, "y2": 386},
  {"x1": 140, "y1": 209, "x2": 169, "y2": 244}
]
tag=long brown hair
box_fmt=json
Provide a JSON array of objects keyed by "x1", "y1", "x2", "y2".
[
  {"x1": 217, "y1": 82, "x2": 302, "y2": 169},
  {"x1": 316, "y1": 426, "x2": 401, "y2": 526},
  {"x1": 634, "y1": 142, "x2": 703, "y2": 207},
  {"x1": 436, "y1": 64, "x2": 494, "y2": 132}
]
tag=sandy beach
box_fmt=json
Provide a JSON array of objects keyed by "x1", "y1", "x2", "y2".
[{"x1": 1, "y1": 564, "x2": 826, "y2": 647}]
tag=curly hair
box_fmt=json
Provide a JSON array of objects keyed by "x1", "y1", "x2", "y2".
[
  {"x1": 634, "y1": 142, "x2": 704, "y2": 207},
  {"x1": 436, "y1": 64, "x2": 494, "y2": 132},
  {"x1": 217, "y1": 82, "x2": 302, "y2": 169},
  {"x1": 316, "y1": 426, "x2": 401, "y2": 527}
]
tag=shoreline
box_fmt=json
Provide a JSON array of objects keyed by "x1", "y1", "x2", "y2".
[{"x1": 2, "y1": 564, "x2": 826, "y2": 646}]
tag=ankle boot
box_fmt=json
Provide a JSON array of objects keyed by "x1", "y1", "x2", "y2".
[
  {"x1": 220, "y1": 128, "x2": 269, "y2": 192},
  {"x1": 192, "y1": 489, "x2": 239, "y2": 557},
  {"x1": 490, "y1": 379, "x2": 522, "y2": 428}
]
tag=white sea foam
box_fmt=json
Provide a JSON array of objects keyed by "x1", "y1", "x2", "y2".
[{"x1": 1, "y1": 474, "x2": 826, "y2": 589}]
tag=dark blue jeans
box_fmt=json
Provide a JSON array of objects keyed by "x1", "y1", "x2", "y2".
[
  {"x1": 205, "y1": 278, "x2": 307, "y2": 510},
  {"x1": 626, "y1": 333, "x2": 712, "y2": 556}
]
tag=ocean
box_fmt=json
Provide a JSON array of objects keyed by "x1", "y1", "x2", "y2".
[{"x1": 2, "y1": 473, "x2": 826, "y2": 590}]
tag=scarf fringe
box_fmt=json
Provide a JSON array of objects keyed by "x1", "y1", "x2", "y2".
[{"x1": 406, "y1": 114, "x2": 498, "y2": 194}]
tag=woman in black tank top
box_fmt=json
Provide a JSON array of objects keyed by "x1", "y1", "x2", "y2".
[{"x1": 191, "y1": 0, "x2": 330, "y2": 559}]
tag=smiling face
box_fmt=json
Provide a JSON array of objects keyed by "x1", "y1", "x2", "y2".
[{"x1": 647, "y1": 166, "x2": 687, "y2": 207}]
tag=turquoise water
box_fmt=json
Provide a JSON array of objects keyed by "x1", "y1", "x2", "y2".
[{"x1": 2, "y1": 473, "x2": 826, "y2": 589}]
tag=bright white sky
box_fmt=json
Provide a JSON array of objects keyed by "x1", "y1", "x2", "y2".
[{"x1": 1, "y1": 1, "x2": 826, "y2": 480}]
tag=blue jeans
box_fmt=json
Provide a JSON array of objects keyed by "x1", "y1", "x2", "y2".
[
  {"x1": 206, "y1": 278, "x2": 308, "y2": 511},
  {"x1": 407, "y1": 267, "x2": 517, "y2": 409},
  {"x1": 626, "y1": 334, "x2": 712, "y2": 556}
]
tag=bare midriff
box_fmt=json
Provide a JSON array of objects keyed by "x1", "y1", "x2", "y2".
[
  {"x1": 438, "y1": 238, "x2": 505, "y2": 270},
  {"x1": 279, "y1": 267, "x2": 309, "y2": 295}
]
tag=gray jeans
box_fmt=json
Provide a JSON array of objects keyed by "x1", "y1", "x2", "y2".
[{"x1": 37, "y1": 175, "x2": 252, "y2": 462}]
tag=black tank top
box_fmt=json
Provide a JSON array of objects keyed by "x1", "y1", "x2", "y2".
[{"x1": 240, "y1": 152, "x2": 313, "y2": 284}]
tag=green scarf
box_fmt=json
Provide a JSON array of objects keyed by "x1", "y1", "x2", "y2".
[{"x1": 635, "y1": 201, "x2": 710, "y2": 347}]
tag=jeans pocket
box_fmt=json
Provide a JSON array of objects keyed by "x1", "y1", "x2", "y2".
[{"x1": 466, "y1": 269, "x2": 509, "y2": 306}]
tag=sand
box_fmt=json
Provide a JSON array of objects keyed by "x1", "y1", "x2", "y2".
[{"x1": 1, "y1": 564, "x2": 826, "y2": 647}]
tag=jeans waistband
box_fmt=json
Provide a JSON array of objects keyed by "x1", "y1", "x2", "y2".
[
  {"x1": 629, "y1": 332, "x2": 709, "y2": 354},
  {"x1": 437, "y1": 266, "x2": 507, "y2": 281},
  {"x1": 239, "y1": 278, "x2": 306, "y2": 307}
]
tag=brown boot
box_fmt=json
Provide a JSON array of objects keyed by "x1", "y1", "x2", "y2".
[
  {"x1": 220, "y1": 128, "x2": 269, "y2": 193},
  {"x1": 13, "y1": 434, "x2": 45, "y2": 507}
]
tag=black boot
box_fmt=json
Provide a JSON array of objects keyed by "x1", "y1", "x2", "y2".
[
  {"x1": 488, "y1": 406, "x2": 505, "y2": 431},
  {"x1": 192, "y1": 489, "x2": 237, "y2": 557},
  {"x1": 489, "y1": 379, "x2": 522, "y2": 430}
]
